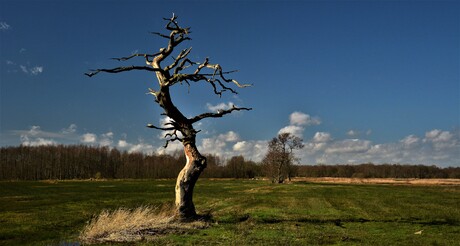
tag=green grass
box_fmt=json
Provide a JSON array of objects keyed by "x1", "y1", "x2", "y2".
[{"x1": 0, "y1": 179, "x2": 459, "y2": 245}]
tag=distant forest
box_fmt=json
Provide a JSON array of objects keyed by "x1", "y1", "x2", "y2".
[{"x1": 1, "y1": 145, "x2": 459, "y2": 180}]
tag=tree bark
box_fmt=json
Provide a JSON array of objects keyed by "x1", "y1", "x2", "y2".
[{"x1": 175, "y1": 142, "x2": 207, "y2": 220}]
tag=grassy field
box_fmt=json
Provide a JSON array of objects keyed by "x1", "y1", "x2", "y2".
[{"x1": 0, "y1": 179, "x2": 459, "y2": 245}]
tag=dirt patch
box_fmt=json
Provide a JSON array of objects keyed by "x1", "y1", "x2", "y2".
[{"x1": 291, "y1": 177, "x2": 460, "y2": 186}]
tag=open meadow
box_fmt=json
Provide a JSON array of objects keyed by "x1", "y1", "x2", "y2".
[{"x1": 0, "y1": 179, "x2": 459, "y2": 245}]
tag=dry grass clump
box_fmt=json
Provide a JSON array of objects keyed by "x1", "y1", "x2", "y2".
[{"x1": 79, "y1": 205, "x2": 209, "y2": 244}]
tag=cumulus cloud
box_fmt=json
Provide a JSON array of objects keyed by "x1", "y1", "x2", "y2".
[
  {"x1": 80, "y1": 131, "x2": 114, "y2": 146},
  {"x1": 21, "y1": 135, "x2": 56, "y2": 146},
  {"x1": 278, "y1": 112, "x2": 321, "y2": 139},
  {"x1": 30, "y1": 66, "x2": 44, "y2": 75},
  {"x1": 325, "y1": 139, "x2": 372, "y2": 154},
  {"x1": 117, "y1": 138, "x2": 157, "y2": 155},
  {"x1": 347, "y1": 130, "x2": 359, "y2": 137},
  {"x1": 198, "y1": 131, "x2": 240, "y2": 157},
  {"x1": 233, "y1": 141, "x2": 248, "y2": 151},
  {"x1": 298, "y1": 129, "x2": 460, "y2": 167},
  {"x1": 197, "y1": 131, "x2": 266, "y2": 161},
  {"x1": 81, "y1": 133, "x2": 97, "y2": 143},
  {"x1": 313, "y1": 132, "x2": 332, "y2": 143},
  {"x1": 231, "y1": 140, "x2": 268, "y2": 161},
  {"x1": 118, "y1": 140, "x2": 129, "y2": 148},
  {"x1": 424, "y1": 129, "x2": 456, "y2": 148},
  {"x1": 278, "y1": 125, "x2": 304, "y2": 138},
  {"x1": 206, "y1": 102, "x2": 235, "y2": 112},
  {"x1": 290, "y1": 112, "x2": 321, "y2": 126},
  {"x1": 18, "y1": 126, "x2": 57, "y2": 146},
  {"x1": 400, "y1": 135, "x2": 420, "y2": 148},
  {"x1": 156, "y1": 140, "x2": 183, "y2": 155},
  {"x1": 218, "y1": 131, "x2": 240, "y2": 142},
  {"x1": 99, "y1": 132, "x2": 114, "y2": 146},
  {"x1": 7, "y1": 122, "x2": 459, "y2": 167}
]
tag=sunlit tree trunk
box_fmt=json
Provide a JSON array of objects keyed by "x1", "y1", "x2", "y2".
[{"x1": 175, "y1": 142, "x2": 206, "y2": 219}]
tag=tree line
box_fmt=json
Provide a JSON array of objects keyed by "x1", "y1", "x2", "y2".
[
  {"x1": 0, "y1": 145, "x2": 259, "y2": 180},
  {"x1": 0, "y1": 145, "x2": 458, "y2": 180}
]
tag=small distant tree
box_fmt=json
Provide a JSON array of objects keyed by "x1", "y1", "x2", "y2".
[
  {"x1": 85, "y1": 15, "x2": 251, "y2": 221},
  {"x1": 262, "y1": 133, "x2": 304, "y2": 183}
]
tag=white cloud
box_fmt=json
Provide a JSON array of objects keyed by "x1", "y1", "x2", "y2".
[
  {"x1": 400, "y1": 135, "x2": 420, "y2": 148},
  {"x1": 18, "y1": 126, "x2": 57, "y2": 146},
  {"x1": 99, "y1": 132, "x2": 114, "y2": 146},
  {"x1": 200, "y1": 137, "x2": 227, "y2": 155},
  {"x1": 198, "y1": 132, "x2": 265, "y2": 161},
  {"x1": 278, "y1": 112, "x2": 321, "y2": 139},
  {"x1": 81, "y1": 133, "x2": 97, "y2": 143},
  {"x1": 347, "y1": 130, "x2": 359, "y2": 137},
  {"x1": 30, "y1": 66, "x2": 44, "y2": 75},
  {"x1": 159, "y1": 116, "x2": 174, "y2": 127},
  {"x1": 0, "y1": 22, "x2": 10, "y2": 30},
  {"x1": 424, "y1": 129, "x2": 454, "y2": 144},
  {"x1": 19, "y1": 64, "x2": 44, "y2": 75},
  {"x1": 61, "y1": 124, "x2": 77, "y2": 134},
  {"x1": 29, "y1": 125, "x2": 41, "y2": 136},
  {"x1": 7, "y1": 122, "x2": 460, "y2": 167},
  {"x1": 313, "y1": 132, "x2": 332, "y2": 143},
  {"x1": 21, "y1": 136, "x2": 56, "y2": 146},
  {"x1": 230, "y1": 140, "x2": 268, "y2": 161},
  {"x1": 233, "y1": 141, "x2": 248, "y2": 151},
  {"x1": 129, "y1": 142, "x2": 155, "y2": 154},
  {"x1": 289, "y1": 112, "x2": 321, "y2": 126},
  {"x1": 118, "y1": 140, "x2": 129, "y2": 148},
  {"x1": 298, "y1": 129, "x2": 460, "y2": 166},
  {"x1": 206, "y1": 102, "x2": 234, "y2": 112},
  {"x1": 325, "y1": 139, "x2": 372, "y2": 154},
  {"x1": 278, "y1": 125, "x2": 304, "y2": 138},
  {"x1": 118, "y1": 139, "x2": 156, "y2": 154},
  {"x1": 218, "y1": 131, "x2": 240, "y2": 142},
  {"x1": 156, "y1": 140, "x2": 183, "y2": 155},
  {"x1": 422, "y1": 129, "x2": 459, "y2": 156}
]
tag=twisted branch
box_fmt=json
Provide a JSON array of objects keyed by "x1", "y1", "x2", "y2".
[
  {"x1": 85, "y1": 66, "x2": 160, "y2": 77},
  {"x1": 189, "y1": 105, "x2": 252, "y2": 124}
]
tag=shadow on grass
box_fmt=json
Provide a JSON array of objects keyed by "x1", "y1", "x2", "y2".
[{"x1": 218, "y1": 213, "x2": 459, "y2": 227}]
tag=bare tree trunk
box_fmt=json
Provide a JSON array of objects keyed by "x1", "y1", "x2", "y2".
[
  {"x1": 277, "y1": 163, "x2": 283, "y2": 184},
  {"x1": 175, "y1": 142, "x2": 206, "y2": 220}
]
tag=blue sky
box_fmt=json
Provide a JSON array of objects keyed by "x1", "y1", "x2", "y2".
[{"x1": 1, "y1": 0, "x2": 459, "y2": 166}]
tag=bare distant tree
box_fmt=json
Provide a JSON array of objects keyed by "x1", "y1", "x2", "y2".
[
  {"x1": 262, "y1": 133, "x2": 304, "y2": 183},
  {"x1": 86, "y1": 15, "x2": 251, "y2": 220}
]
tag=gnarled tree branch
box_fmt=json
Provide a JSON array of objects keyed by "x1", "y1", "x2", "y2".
[
  {"x1": 85, "y1": 66, "x2": 160, "y2": 77},
  {"x1": 189, "y1": 105, "x2": 252, "y2": 124}
]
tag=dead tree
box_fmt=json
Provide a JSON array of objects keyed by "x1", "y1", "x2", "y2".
[{"x1": 85, "y1": 15, "x2": 251, "y2": 220}]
